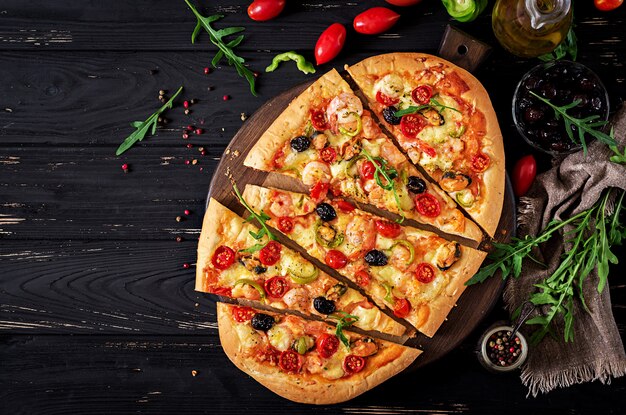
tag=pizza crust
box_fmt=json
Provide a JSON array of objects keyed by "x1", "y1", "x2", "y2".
[
  {"x1": 417, "y1": 247, "x2": 488, "y2": 337},
  {"x1": 217, "y1": 303, "x2": 421, "y2": 404},
  {"x1": 346, "y1": 53, "x2": 505, "y2": 237},
  {"x1": 244, "y1": 68, "x2": 352, "y2": 171},
  {"x1": 196, "y1": 198, "x2": 232, "y2": 292}
]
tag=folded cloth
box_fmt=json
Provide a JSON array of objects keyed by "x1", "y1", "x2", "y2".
[{"x1": 504, "y1": 104, "x2": 626, "y2": 396}]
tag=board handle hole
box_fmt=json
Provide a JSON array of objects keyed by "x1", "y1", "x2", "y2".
[{"x1": 457, "y1": 44, "x2": 468, "y2": 56}]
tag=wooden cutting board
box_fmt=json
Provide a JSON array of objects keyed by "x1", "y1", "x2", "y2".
[{"x1": 205, "y1": 76, "x2": 515, "y2": 369}]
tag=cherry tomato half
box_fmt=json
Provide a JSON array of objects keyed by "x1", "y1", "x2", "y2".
[
  {"x1": 212, "y1": 245, "x2": 236, "y2": 270},
  {"x1": 232, "y1": 306, "x2": 256, "y2": 322},
  {"x1": 315, "y1": 23, "x2": 346, "y2": 65},
  {"x1": 400, "y1": 114, "x2": 426, "y2": 138},
  {"x1": 385, "y1": 0, "x2": 422, "y2": 6},
  {"x1": 310, "y1": 181, "x2": 329, "y2": 201},
  {"x1": 393, "y1": 298, "x2": 411, "y2": 318},
  {"x1": 471, "y1": 152, "x2": 491, "y2": 172},
  {"x1": 359, "y1": 160, "x2": 379, "y2": 180},
  {"x1": 512, "y1": 154, "x2": 537, "y2": 197},
  {"x1": 259, "y1": 241, "x2": 282, "y2": 266},
  {"x1": 411, "y1": 85, "x2": 433, "y2": 105},
  {"x1": 320, "y1": 147, "x2": 337, "y2": 164},
  {"x1": 279, "y1": 350, "x2": 303, "y2": 373},
  {"x1": 355, "y1": 270, "x2": 371, "y2": 287},
  {"x1": 415, "y1": 262, "x2": 436, "y2": 283},
  {"x1": 375, "y1": 220, "x2": 402, "y2": 238},
  {"x1": 376, "y1": 90, "x2": 400, "y2": 106},
  {"x1": 594, "y1": 0, "x2": 623, "y2": 11},
  {"x1": 414, "y1": 193, "x2": 441, "y2": 217},
  {"x1": 316, "y1": 333, "x2": 340, "y2": 358},
  {"x1": 247, "y1": 0, "x2": 285, "y2": 21},
  {"x1": 277, "y1": 216, "x2": 294, "y2": 233},
  {"x1": 336, "y1": 200, "x2": 356, "y2": 212},
  {"x1": 353, "y1": 7, "x2": 400, "y2": 35},
  {"x1": 343, "y1": 354, "x2": 366, "y2": 374},
  {"x1": 325, "y1": 249, "x2": 348, "y2": 269},
  {"x1": 310, "y1": 108, "x2": 329, "y2": 131},
  {"x1": 264, "y1": 276, "x2": 288, "y2": 298}
]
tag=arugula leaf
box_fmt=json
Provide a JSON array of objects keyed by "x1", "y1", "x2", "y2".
[
  {"x1": 360, "y1": 149, "x2": 405, "y2": 223},
  {"x1": 539, "y1": 27, "x2": 577, "y2": 62},
  {"x1": 529, "y1": 91, "x2": 616, "y2": 153},
  {"x1": 330, "y1": 312, "x2": 359, "y2": 349},
  {"x1": 610, "y1": 143, "x2": 626, "y2": 165},
  {"x1": 184, "y1": 1, "x2": 257, "y2": 96},
  {"x1": 233, "y1": 183, "x2": 276, "y2": 241},
  {"x1": 116, "y1": 86, "x2": 183, "y2": 156},
  {"x1": 393, "y1": 97, "x2": 460, "y2": 118}
]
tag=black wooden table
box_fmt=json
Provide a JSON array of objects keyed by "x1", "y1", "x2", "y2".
[{"x1": 1, "y1": 1, "x2": 625, "y2": 413}]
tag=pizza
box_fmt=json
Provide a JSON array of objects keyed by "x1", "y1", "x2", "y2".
[
  {"x1": 243, "y1": 68, "x2": 483, "y2": 244},
  {"x1": 346, "y1": 53, "x2": 505, "y2": 236},
  {"x1": 217, "y1": 302, "x2": 421, "y2": 404},
  {"x1": 242, "y1": 185, "x2": 487, "y2": 337},
  {"x1": 197, "y1": 198, "x2": 407, "y2": 337}
]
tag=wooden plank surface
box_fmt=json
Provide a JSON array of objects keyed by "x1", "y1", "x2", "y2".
[{"x1": 1, "y1": 0, "x2": 626, "y2": 413}]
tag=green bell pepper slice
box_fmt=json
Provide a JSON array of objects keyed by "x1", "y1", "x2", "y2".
[
  {"x1": 441, "y1": 0, "x2": 487, "y2": 22},
  {"x1": 234, "y1": 278, "x2": 266, "y2": 299},
  {"x1": 266, "y1": 51, "x2": 316, "y2": 75}
]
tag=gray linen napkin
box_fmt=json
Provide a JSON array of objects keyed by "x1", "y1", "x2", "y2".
[{"x1": 503, "y1": 104, "x2": 626, "y2": 396}]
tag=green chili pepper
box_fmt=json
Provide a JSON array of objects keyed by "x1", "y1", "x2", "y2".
[
  {"x1": 381, "y1": 282, "x2": 394, "y2": 303},
  {"x1": 338, "y1": 113, "x2": 362, "y2": 137},
  {"x1": 455, "y1": 190, "x2": 475, "y2": 208},
  {"x1": 294, "y1": 336, "x2": 314, "y2": 355},
  {"x1": 441, "y1": 0, "x2": 487, "y2": 23},
  {"x1": 449, "y1": 124, "x2": 466, "y2": 138},
  {"x1": 288, "y1": 266, "x2": 319, "y2": 284},
  {"x1": 265, "y1": 51, "x2": 316, "y2": 75},
  {"x1": 390, "y1": 240, "x2": 415, "y2": 266},
  {"x1": 314, "y1": 221, "x2": 345, "y2": 248},
  {"x1": 234, "y1": 278, "x2": 266, "y2": 299}
]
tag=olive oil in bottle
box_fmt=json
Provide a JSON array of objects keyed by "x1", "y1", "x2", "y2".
[{"x1": 492, "y1": 0, "x2": 572, "y2": 58}]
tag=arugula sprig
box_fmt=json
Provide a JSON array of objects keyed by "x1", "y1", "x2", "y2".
[
  {"x1": 467, "y1": 189, "x2": 626, "y2": 344},
  {"x1": 529, "y1": 91, "x2": 616, "y2": 154},
  {"x1": 116, "y1": 86, "x2": 183, "y2": 156},
  {"x1": 394, "y1": 97, "x2": 460, "y2": 118},
  {"x1": 360, "y1": 149, "x2": 405, "y2": 223},
  {"x1": 330, "y1": 312, "x2": 360, "y2": 349},
  {"x1": 539, "y1": 26, "x2": 577, "y2": 62},
  {"x1": 610, "y1": 144, "x2": 626, "y2": 164},
  {"x1": 185, "y1": 1, "x2": 257, "y2": 96},
  {"x1": 233, "y1": 183, "x2": 276, "y2": 253}
]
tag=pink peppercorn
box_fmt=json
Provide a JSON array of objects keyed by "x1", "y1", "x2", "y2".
[
  {"x1": 183, "y1": 100, "x2": 190, "y2": 109},
  {"x1": 194, "y1": 128, "x2": 203, "y2": 135},
  {"x1": 184, "y1": 209, "x2": 191, "y2": 215},
  {"x1": 222, "y1": 95, "x2": 229, "y2": 101}
]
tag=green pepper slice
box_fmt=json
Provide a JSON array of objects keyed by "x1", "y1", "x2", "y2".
[
  {"x1": 338, "y1": 113, "x2": 362, "y2": 137},
  {"x1": 389, "y1": 240, "x2": 415, "y2": 266},
  {"x1": 314, "y1": 221, "x2": 345, "y2": 248},
  {"x1": 265, "y1": 51, "x2": 316, "y2": 75},
  {"x1": 455, "y1": 190, "x2": 475, "y2": 208},
  {"x1": 381, "y1": 281, "x2": 394, "y2": 303},
  {"x1": 441, "y1": 0, "x2": 487, "y2": 22},
  {"x1": 288, "y1": 266, "x2": 319, "y2": 284},
  {"x1": 234, "y1": 278, "x2": 266, "y2": 299}
]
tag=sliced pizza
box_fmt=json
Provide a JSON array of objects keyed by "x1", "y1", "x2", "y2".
[
  {"x1": 217, "y1": 302, "x2": 421, "y2": 404},
  {"x1": 197, "y1": 198, "x2": 407, "y2": 337},
  {"x1": 242, "y1": 185, "x2": 487, "y2": 337},
  {"x1": 243, "y1": 68, "x2": 483, "y2": 243},
  {"x1": 346, "y1": 53, "x2": 505, "y2": 237}
]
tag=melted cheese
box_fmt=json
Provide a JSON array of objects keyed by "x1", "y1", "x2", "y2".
[
  {"x1": 234, "y1": 324, "x2": 263, "y2": 349},
  {"x1": 267, "y1": 325, "x2": 293, "y2": 351},
  {"x1": 350, "y1": 305, "x2": 382, "y2": 331}
]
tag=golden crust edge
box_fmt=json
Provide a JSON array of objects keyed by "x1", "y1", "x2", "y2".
[{"x1": 217, "y1": 302, "x2": 421, "y2": 405}]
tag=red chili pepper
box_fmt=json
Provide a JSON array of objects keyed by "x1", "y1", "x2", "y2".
[
  {"x1": 314, "y1": 23, "x2": 346, "y2": 65},
  {"x1": 512, "y1": 154, "x2": 537, "y2": 197},
  {"x1": 353, "y1": 7, "x2": 400, "y2": 35}
]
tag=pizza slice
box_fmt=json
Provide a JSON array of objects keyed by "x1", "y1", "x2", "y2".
[
  {"x1": 242, "y1": 185, "x2": 487, "y2": 337},
  {"x1": 346, "y1": 53, "x2": 505, "y2": 237},
  {"x1": 217, "y1": 302, "x2": 421, "y2": 404},
  {"x1": 243, "y1": 68, "x2": 483, "y2": 244},
  {"x1": 197, "y1": 198, "x2": 407, "y2": 337}
]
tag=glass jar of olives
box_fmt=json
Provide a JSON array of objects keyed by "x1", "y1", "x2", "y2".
[{"x1": 512, "y1": 60, "x2": 610, "y2": 155}]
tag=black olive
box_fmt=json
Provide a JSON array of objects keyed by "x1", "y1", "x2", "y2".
[
  {"x1": 290, "y1": 136, "x2": 310, "y2": 152},
  {"x1": 407, "y1": 176, "x2": 427, "y2": 194},
  {"x1": 313, "y1": 296, "x2": 336, "y2": 314},
  {"x1": 364, "y1": 249, "x2": 388, "y2": 266},
  {"x1": 251, "y1": 313, "x2": 275, "y2": 331},
  {"x1": 253, "y1": 265, "x2": 267, "y2": 274},
  {"x1": 315, "y1": 203, "x2": 337, "y2": 222},
  {"x1": 524, "y1": 107, "x2": 544, "y2": 124},
  {"x1": 382, "y1": 106, "x2": 401, "y2": 125}
]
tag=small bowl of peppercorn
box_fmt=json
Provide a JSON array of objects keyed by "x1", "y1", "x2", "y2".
[
  {"x1": 477, "y1": 323, "x2": 528, "y2": 372},
  {"x1": 512, "y1": 60, "x2": 610, "y2": 155}
]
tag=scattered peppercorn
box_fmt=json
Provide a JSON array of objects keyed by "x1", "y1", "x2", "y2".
[
  {"x1": 204, "y1": 67, "x2": 210, "y2": 75},
  {"x1": 191, "y1": 370, "x2": 198, "y2": 377},
  {"x1": 185, "y1": 160, "x2": 190, "y2": 165},
  {"x1": 184, "y1": 109, "x2": 191, "y2": 115},
  {"x1": 183, "y1": 263, "x2": 190, "y2": 269},
  {"x1": 187, "y1": 143, "x2": 193, "y2": 149},
  {"x1": 184, "y1": 209, "x2": 191, "y2": 215},
  {"x1": 198, "y1": 147, "x2": 205, "y2": 152},
  {"x1": 121, "y1": 163, "x2": 129, "y2": 173},
  {"x1": 159, "y1": 89, "x2": 166, "y2": 96},
  {"x1": 176, "y1": 236, "x2": 183, "y2": 242},
  {"x1": 201, "y1": 150, "x2": 206, "y2": 156},
  {"x1": 223, "y1": 95, "x2": 229, "y2": 101},
  {"x1": 182, "y1": 133, "x2": 189, "y2": 139},
  {"x1": 207, "y1": 86, "x2": 214, "y2": 91},
  {"x1": 176, "y1": 216, "x2": 183, "y2": 222},
  {"x1": 241, "y1": 113, "x2": 248, "y2": 121},
  {"x1": 190, "y1": 99, "x2": 197, "y2": 105},
  {"x1": 192, "y1": 159, "x2": 198, "y2": 165},
  {"x1": 183, "y1": 100, "x2": 190, "y2": 109},
  {"x1": 195, "y1": 128, "x2": 203, "y2": 135}
]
